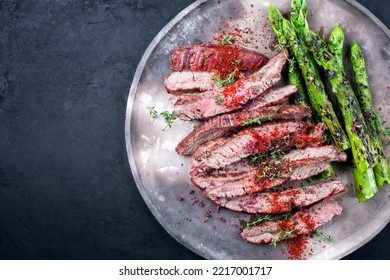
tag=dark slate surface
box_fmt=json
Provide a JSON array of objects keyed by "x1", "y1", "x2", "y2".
[{"x1": 0, "y1": 0, "x2": 388, "y2": 260}]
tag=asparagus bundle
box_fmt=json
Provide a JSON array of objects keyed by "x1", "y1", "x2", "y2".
[
  {"x1": 325, "y1": 25, "x2": 378, "y2": 201},
  {"x1": 268, "y1": 0, "x2": 390, "y2": 201},
  {"x1": 303, "y1": 29, "x2": 380, "y2": 200},
  {"x1": 269, "y1": 5, "x2": 350, "y2": 153},
  {"x1": 350, "y1": 41, "x2": 390, "y2": 187}
]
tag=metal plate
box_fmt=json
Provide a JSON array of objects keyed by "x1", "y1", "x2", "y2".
[{"x1": 125, "y1": 0, "x2": 390, "y2": 259}]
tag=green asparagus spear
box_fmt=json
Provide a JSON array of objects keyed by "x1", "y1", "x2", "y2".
[
  {"x1": 351, "y1": 40, "x2": 390, "y2": 187},
  {"x1": 291, "y1": 0, "x2": 308, "y2": 30},
  {"x1": 290, "y1": 0, "x2": 334, "y2": 178},
  {"x1": 268, "y1": 3, "x2": 310, "y2": 108},
  {"x1": 290, "y1": 0, "x2": 321, "y2": 78},
  {"x1": 288, "y1": 55, "x2": 310, "y2": 106},
  {"x1": 269, "y1": 6, "x2": 350, "y2": 152},
  {"x1": 303, "y1": 28, "x2": 377, "y2": 171},
  {"x1": 327, "y1": 25, "x2": 378, "y2": 197},
  {"x1": 353, "y1": 167, "x2": 377, "y2": 201},
  {"x1": 328, "y1": 25, "x2": 346, "y2": 74}
]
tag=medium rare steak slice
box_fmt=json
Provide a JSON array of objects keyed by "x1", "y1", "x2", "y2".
[
  {"x1": 209, "y1": 145, "x2": 347, "y2": 175},
  {"x1": 241, "y1": 84, "x2": 297, "y2": 110},
  {"x1": 164, "y1": 71, "x2": 216, "y2": 93},
  {"x1": 192, "y1": 146, "x2": 347, "y2": 198},
  {"x1": 195, "y1": 160, "x2": 331, "y2": 198},
  {"x1": 191, "y1": 120, "x2": 326, "y2": 174},
  {"x1": 173, "y1": 49, "x2": 288, "y2": 120},
  {"x1": 215, "y1": 180, "x2": 345, "y2": 214},
  {"x1": 176, "y1": 104, "x2": 311, "y2": 155},
  {"x1": 169, "y1": 44, "x2": 268, "y2": 72},
  {"x1": 240, "y1": 198, "x2": 343, "y2": 244}
]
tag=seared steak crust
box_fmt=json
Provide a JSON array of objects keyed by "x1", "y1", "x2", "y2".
[{"x1": 169, "y1": 44, "x2": 268, "y2": 72}]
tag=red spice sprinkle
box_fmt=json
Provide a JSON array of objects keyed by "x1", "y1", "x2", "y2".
[
  {"x1": 205, "y1": 209, "x2": 213, "y2": 218},
  {"x1": 177, "y1": 196, "x2": 184, "y2": 202},
  {"x1": 219, "y1": 216, "x2": 226, "y2": 222},
  {"x1": 286, "y1": 235, "x2": 309, "y2": 260},
  {"x1": 189, "y1": 190, "x2": 195, "y2": 195}
]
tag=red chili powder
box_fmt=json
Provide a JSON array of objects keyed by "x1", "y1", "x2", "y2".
[{"x1": 286, "y1": 235, "x2": 309, "y2": 260}]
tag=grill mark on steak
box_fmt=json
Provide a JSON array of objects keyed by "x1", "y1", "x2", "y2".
[
  {"x1": 176, "y1": 104, "x2": 311, "y2": 155},
  {"x1": 192, "y1": 146, "x2": 347, "y2": 198},
  {"x1": 173, "y1": 49, "x2": 288, "y2": 120},
  {"x1": 191, "y1": 120, "x2": 326, "y2": 175},
  {"x1": 240, "y1": 198, "x2": 343, "y2": 244},
  {"x1": 215, "y1": 180, "x2": 345, "y2": 214},
  {"x1": 169, "y1": 44, "x2": 268, "y2": 72}
]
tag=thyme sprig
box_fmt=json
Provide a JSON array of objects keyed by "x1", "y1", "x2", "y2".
[
  {"x1": 250, "y1": 148, "x2": 285, "y2": 163},
  {"x1": 246, "y1": 215, "x2": 273, "y2": 228},
  {"x1": 147, "y1": 107, "x2": 177, "y2": 130},
  {"x1": 270, "y1": 227, "x2": 297, "y2": 248},
  {"x1": 214, "y1": 70, "x2": 237, "y2": 87},
  {"x1": 160, "y1": 111, "x2": 177, "y2": 130},
  {"x1": 241, "y1": 114, "x2": 272, "y2": 126},
  {"x1": 221, "y1": 35, "x2": 234, "y2": 46},
  {"x1": 313, "y1": 230, "x2": 332, "y2": 242},
  {"x1": 148, "y1": 106, "x2": 158, "y2": 118},
  {"x1": 215, "y1": 95, "x2": 224, "y2": 106}
]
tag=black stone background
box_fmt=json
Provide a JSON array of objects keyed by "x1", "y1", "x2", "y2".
[{"x1": 0, "y1": 0, "x2": 389, "y2": 260}]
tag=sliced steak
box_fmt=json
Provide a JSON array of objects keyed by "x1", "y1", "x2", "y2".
[
  {"x1": 196, "y1": 160, "x2": 330, "y2": 198},
  {"x1": 176, "y1": 104, "x2": 311, "y2": 155},
  {"x1": 173, "y1": 49, "x2": 288, "y2": 120},
  {"x1": 242, "y1": 85, "x2": 297, "y2": 111},
  {"x1": 240, "y1": 198, "x2": 343, "y2": 244},
  {"x1": 192, "y1": 146, "x2": 347, "y2": 198},
  {"x1": 215, "y1": 180, "x2": 345, "y2": 214},
  {"x1": 164, "y1": 71, "x2": 216, "y2": 93},
  {"x1": 169, "y1": 44, "x2": 268, "y2": 72},
  {"x1": 210, "y1": 145, "x2": 347, "y2": 175},
  {"x1": 191, "y1": 120, "x2": 326, "y2": 174}
]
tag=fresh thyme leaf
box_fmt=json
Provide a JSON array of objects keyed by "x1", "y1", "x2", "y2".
[
  {"x1": 246, "y1": 214, "x2": 273, "y2": 228},
  {"x1": 270, "y1": 148, "x2": 285, "y2": 159},
  {"x1": 148, "y1": 106, "x2": 158, "y2": 118},
  {"x1": 281, "y1": 212, "x2": 292, "y2": 219},
  {"x1": 160, "y1": 111, "x2": 177, "y2": 130},
  {"x1": 214, "y1": 75, "x2": 224, "y2": 87},
  {"x1": 215, "y1": 95, "x2": 224, "y2": 106},
  {"x1": 221, "y1": 35, "x2": 234, "y2": 46},
  {"x1": 241, "y1": 114, "x2": 273, "y2": 126},
  {"x1": 241, "y1": 116, "x2": 261, "y2": 126},
  {"x1": 214, "y1": 70, "x2": 237, "y2": 87},
  {"x1": 256, "y1": 166, "x2": 269, "y2": 180},
  {"x1": 313, "y1": 230, "x2": 331, "y2": 242},
  {"x1": 269, "y1": 228, "x2": 297, "y2": 247},
  {"x1": 244, "y1": 39, "x2": 251, "y2": 44}
]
